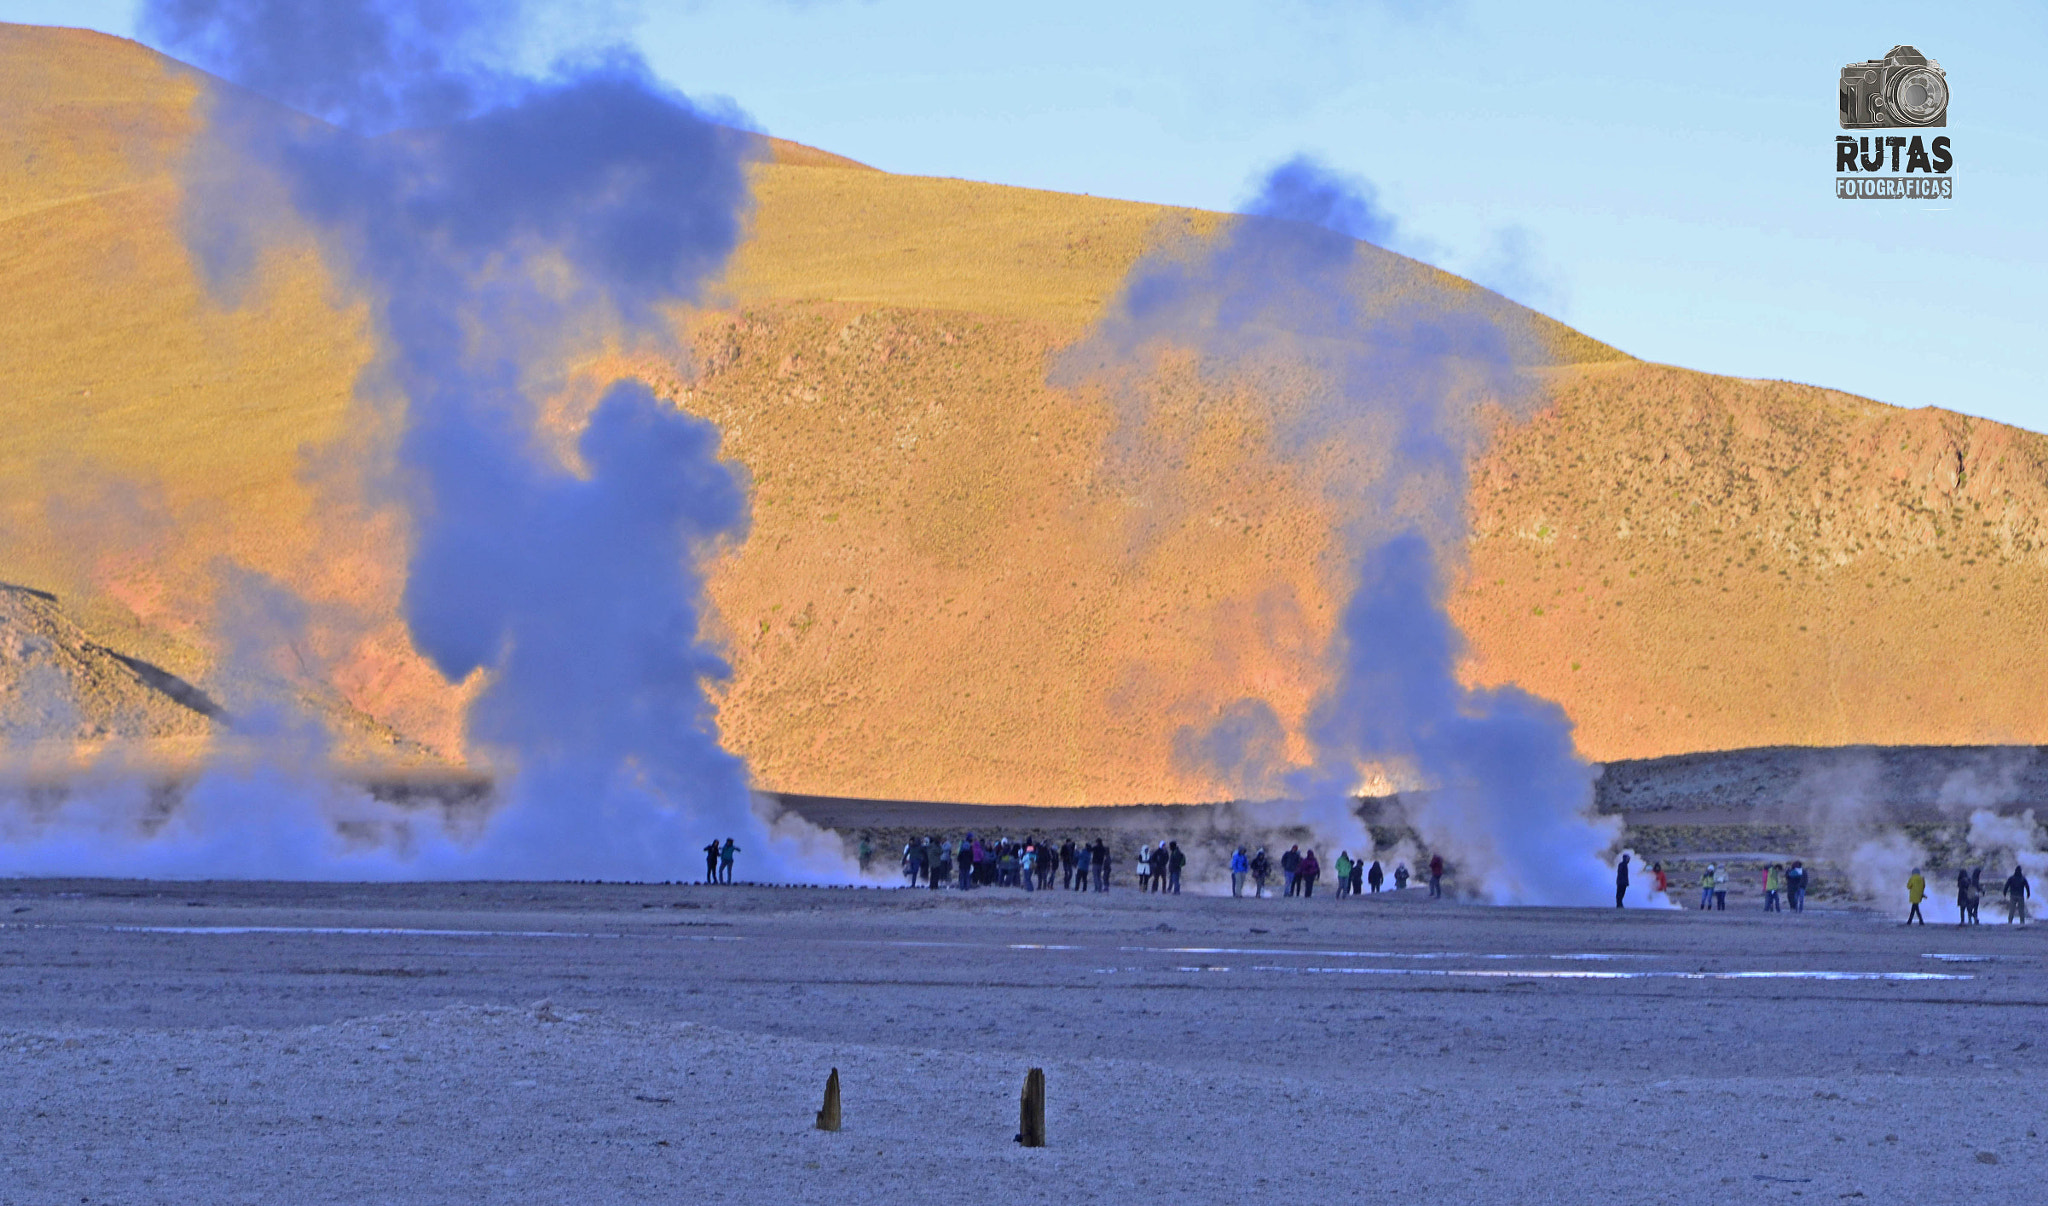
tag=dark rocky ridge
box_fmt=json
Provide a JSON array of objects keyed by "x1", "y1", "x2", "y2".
[{"x1": 776, "y1": 742, "x2": 2048, "y2": 832}]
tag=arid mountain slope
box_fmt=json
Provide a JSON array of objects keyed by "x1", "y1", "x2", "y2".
[
  {"x1": 0, "y1": 581, "x2": 216, "y2": 749},
  {"x1": 3, "y1": 23, "x2": 2047, "y2": 805},
  {"x1": 1462, "y1": 365, "x2": 2048, "y2": 757}
]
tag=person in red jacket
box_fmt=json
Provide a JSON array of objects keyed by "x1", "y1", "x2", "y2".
[
  {"x1": 1297, "y1": 849, "x2": 1321, "y2": 898},
  {"x1": 1428, "y1": 853, "x2": 1445, "y2": 899}
]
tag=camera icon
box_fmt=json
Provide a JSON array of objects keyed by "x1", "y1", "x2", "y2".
[{"x1": 1840, "y1": 45, "x2": 1947, "y2": 128}]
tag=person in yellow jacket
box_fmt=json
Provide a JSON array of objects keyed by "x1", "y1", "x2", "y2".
[{"x1": 1906, "y1": 867, "x2": 1927, "y2": 925}]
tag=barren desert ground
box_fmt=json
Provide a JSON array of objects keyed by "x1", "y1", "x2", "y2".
[{"x1": 3, "y1": 878, "x2": 2043, "y2": 1203}]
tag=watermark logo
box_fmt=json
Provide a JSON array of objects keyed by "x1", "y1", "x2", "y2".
[{"x1": 1835, "y1": 45, "x2": 1952, "y2": 200}]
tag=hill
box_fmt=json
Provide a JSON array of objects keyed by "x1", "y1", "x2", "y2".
[{"x1": 4, "y1": 23, "x2": 2048, "y2": 804}]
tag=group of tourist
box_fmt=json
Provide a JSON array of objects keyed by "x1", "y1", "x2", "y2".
[
  {"x1": 1671, "y1": 857, "x2": 2035, "y2": 924},
  {"x1": 1905, "y1": 864, "x2": 2032, "y2": 925},
  {"x1": 897, "y1": 835, "x2": 1116, "y2": 892},
  {"x1": 888, "y1": 836, "x2": 1452, "y2": 898},
  {"x1": 1685, "y1": 861, "x2": 1809, "y2": 912},
  {"x1": 1219, "y1": 846, "x2": 1440, "y2": 899},
  {"x1": 748, "y1": 832, "x2": 2040, "y2": 923}
]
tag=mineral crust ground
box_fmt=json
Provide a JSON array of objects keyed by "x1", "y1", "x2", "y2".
[{"x1": 1, "y1": 879, "x2": 2041, "y2": 1203}]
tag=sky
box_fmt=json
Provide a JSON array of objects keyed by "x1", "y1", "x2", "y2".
[{"x1": 8, "y1": 0, "x2": 2044, "y2": 431}]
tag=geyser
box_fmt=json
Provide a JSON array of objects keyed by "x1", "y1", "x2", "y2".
[
  {"x1": 1, "y1": 0, "x2": 852, "y2": 881},
  {"x1": 1062, "y1": 156, "x2": 1619, "y2": 905}
]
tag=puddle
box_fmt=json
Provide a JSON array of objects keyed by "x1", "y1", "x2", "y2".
[
  {"x1": 1140, "y1": 945, "x2": 1645, "y2": 962},
  {"x1": 103, "y1": 925, "x2": 612, "y2": 939},
  {"x1": 1254, "y1": 965, "x2": 1972, "y2": 982}
]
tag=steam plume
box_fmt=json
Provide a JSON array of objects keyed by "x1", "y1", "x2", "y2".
[
  {"x1": 1793, "y1": 749, "x2": 2046, "y2": 919},
  {"x1": 3, "y1": 1, "x2": 851, "y2": 880},
  {"x1": 1063, "y1": 157, "x2": 1617, "y2": 904}
]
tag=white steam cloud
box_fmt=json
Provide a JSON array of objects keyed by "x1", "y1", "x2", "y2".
[{"x1": 3, "y1": 1, "x2": 857, "y2": 883}]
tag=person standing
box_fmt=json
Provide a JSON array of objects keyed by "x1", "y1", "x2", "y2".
[
  {"x1": 1349, "y1": 856, "x2": 1364, "y2": 898},
  {"x1": 958, "y1": 836, "x2": 974, "y2": 891},
  {"x1": 1764, "y1": 864, "x2": 1784, "y2": 913},
  {"x1": 1367, "y1": 860, "x2": 1384, "y2": 893},
  {"x1": 1698, "y1": 866, "x2": 1715, "y2": 911},
  {"x1": 2005, "y1": 866, "x2": 2031, "y2": 925},
  {"x1": 930, "y1": 840, "x2": 948, "y2": 890},
  {"x1": 1229, "y1": 847, "x2": 1249, "y2": 897},
  {"x1": 1298, "y1": 849, "x2": 1321, "y2": 898},
  {"x1": 1428, "y1": 853, "x2": 1445, "y2": 900},
  {"x1": 1335, "y1": 852, "x2": 1354, "y2": 899},
  {"x1": 1651, "y1": 862, "x2": 1668, "y2": 896},
  {"x1": 1136, "y1": 845, "x2": 1152, "y2": 894},
  {"x1": 1955, "y1": 868, "x2": 1973, "y2": 928},
  {"x1": 719, "y1": 838, "x2": 739, "y2": 884},
  {"x1": 1614, "y1": 853, "x2": 1630, "y2": 908},
  {"x1": 1150, "y1": 844, "x2": 1170, "y2": 893},
  {"x1": 1905, "y1": 867, "x2": 1927, "y2": 925},
  {"x1": 1093, "y1": 840, "x2": 1111, "y2": 891},
  {"x1": 703, "y1": 840, "x2": 722, "y2": 885},
  {"x1": 858, "y1": 835, "x2": 874, "y2": 875},
  {"x1": 1060, "y1": 840, "x2": 1077, "y2": 891},
  {"x1": 1393, "y1": 862, "x2": 1409, "y2": 891},
  {"x1": 1166, "y1": 842, "x2": 1185, "y2": 895},
  {"x1": 1250, "y1": 847, "x2": 1271, "y2": 897},
  {"x1": 1280, "y1": 846, "x2": 1302, "y2": 898},
  {"x1": 1786, "y1": 861, "x2": 1807, "y2": 912}
]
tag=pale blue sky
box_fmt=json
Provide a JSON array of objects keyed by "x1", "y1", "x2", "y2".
[{"x1": 9, "y1": 1, "x2": 2044, "y2": 430}]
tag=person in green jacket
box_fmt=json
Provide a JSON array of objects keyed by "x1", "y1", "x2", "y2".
[{"x1": 1335, "y1": 852, "x2": 1354, "y2": 898}]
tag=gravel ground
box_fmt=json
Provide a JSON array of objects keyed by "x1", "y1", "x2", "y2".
[{"x1": 2, "y1": 879, "x2": 2043, "y2": 1203}]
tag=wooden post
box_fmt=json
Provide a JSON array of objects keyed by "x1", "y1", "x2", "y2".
[
  {"x1": 815, "y1": 1067, "x2": 841, "y2": 1132},
  {"x1": 1016, "y1": 1067, "x2": 1046, "y2": 1147}
]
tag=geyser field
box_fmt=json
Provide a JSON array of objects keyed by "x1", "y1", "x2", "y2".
[
  {"x1": 3, "y1": 878, "x2": 2042, "y2": 1202},
  {"x1": 6, "y1": 3, "x2": 2048, "y2": 1200}
]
